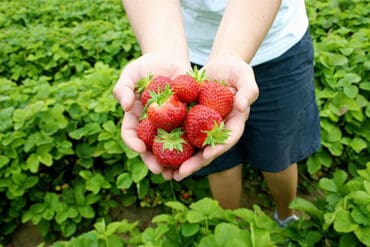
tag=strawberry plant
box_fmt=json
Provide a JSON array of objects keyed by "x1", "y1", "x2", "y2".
[
  {"x1": 0, "y1": 0, "x2": 369, "y2": 246},
  {"x1": 288, "y1": 163, "x2": 370, "y2": 246},
  {"x1": 305, "y1": 0, "x2": 370, "y2": 177},
  {"x1": 49, "y1": 198, "x2": 285, "y2": 247},
  {"x1": 0, "y1": 63, "x2": 211, "y2": 244}
]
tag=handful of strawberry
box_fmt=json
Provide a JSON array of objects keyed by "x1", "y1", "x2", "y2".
[{"x1": 135, "y1": 69, "x2": 233, "y2": 169}]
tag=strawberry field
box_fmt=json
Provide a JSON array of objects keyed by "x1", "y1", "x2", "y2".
[{"x1": 0, "y1": 0, "x2": 369, "y2": 246}]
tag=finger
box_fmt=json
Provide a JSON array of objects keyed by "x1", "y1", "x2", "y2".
[
  {"x1": 121, "y1": 109, "x2": 146, "y2": 153},
  {"x1": 234, "y1": 82, "x2": 251, "y2": 112},
  {"x1": 140, "y1": 152, "x2": 163, "y2": 174},
  {"x1": 162, "y1": 169, "x2": 174, "y2": 180},
  {"x1": 113, "y1": 64, "x2": 137, "y2": 111},
  {"x1": 234, "y1": 66, "x2": 259, "y2": 112},
  {"x1": 173, "y1": 152, "x2": 207, "y2": 181}
]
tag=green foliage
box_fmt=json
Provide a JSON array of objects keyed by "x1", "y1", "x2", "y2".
[
  {"x1": 0, "y1": 63, "x2": 210, "y2": 243},
  {"x1": 50, "y1": 218, "x2": 141, "y2": 247},
  {"x1": 305, "y1": 0, "x2": 370, "y2": 176},
  {"x1": 289, "y1": 163, "x2": 370, "y2": 246},
  {"x1": 0, "y1": 0, "x2": 140, "y2": 83},
  {"x1": 50, "y1": 198, "x2": 285, "y2": 247},
  {"x1": 0, "y1": 0, "x2": 210, "y2": 241},
  {"x1": 0, "y1": 0, "x2": 369, "y2": 246}
]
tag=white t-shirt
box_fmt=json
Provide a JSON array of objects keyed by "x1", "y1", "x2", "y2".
[{"x1": 180, "y1": 0, "x2": 309, "y2": 66}]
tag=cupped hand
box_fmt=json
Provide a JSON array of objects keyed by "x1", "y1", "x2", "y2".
[
  {"x1": 172, "y1": 55, "x2": 259, "y2": 181},
  {"x1": 113, "y1": 51, "x2": 190, "y2": 178}
]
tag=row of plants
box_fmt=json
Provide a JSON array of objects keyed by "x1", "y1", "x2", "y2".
[
  {"x1": 305, "y1": 0, "x2": 370, "y2": 176},
  {"x1": 0, "y1": 63, "x2": 210, "y2": 243},
  {"x1": 50, "y1": 163, "x2": 370, "y2": 246},
  {"x1": 0, "y1": 0, "x2": 369, "y2": 246}
]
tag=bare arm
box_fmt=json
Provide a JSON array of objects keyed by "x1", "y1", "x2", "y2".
[
  {"x1": 209, "y1": 0, "x2": 282, "y2": 62},
  {"x1": 122, "y1": 0, "x2": 188, "y2": 57}
]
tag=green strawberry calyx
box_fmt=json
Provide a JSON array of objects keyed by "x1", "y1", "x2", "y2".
[
  {"x1": 135, "y1": 73, "x2": 153, "y2": 94},
  {"x1": 202, "y1": 121, "x2": 231, "y2": 147},
  {"x1": 146, "y1": 83, "x2": 173, "y2": 107},
  {"x1": 141, "y1": 83, "x2": 173, "y2": 120},
  {"x1": 188, "y1": 66, "x2": 207, "y2": 83},
  {"x1": 155, "y1": 128, "x2": 186, "y2": 151}
]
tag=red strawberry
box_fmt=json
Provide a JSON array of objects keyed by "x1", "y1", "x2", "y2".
[
  {"x1": 171, "y1": 67, "x2": 206, "y2": 103},
  {"x1": 146, "y1": 85, "x2": 187, "y2": 132},
  {"x1": 136, "y1": 75, "x2": 172, "y2": 106},
  {"x1": 137, "y1": 118, "x2": 157, "y2": 151},
  {"x1": 152, "y1": 128, "x2": 194, "y2": 168},
  {"x1": 184, "y1": 104, "x2": 230, "y2": 148},
  {"x1": 199, "y1": 81, "x2": 234, "y2": 118}
]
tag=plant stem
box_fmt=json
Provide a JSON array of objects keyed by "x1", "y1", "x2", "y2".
[{"x1": 169, "y1": 180, "x2": 176, "y2": 201}]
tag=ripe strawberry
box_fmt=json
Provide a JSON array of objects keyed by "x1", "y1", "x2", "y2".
[
  {"x1": 171, "y1": 67, "x2": 206, "y2": 103},
  {"x1": 146, "y1": 85, "x2": 187, "y2": 132},
  {"x1": 184, "y1": 104, "x2": 230, "y2": 148},
  {"x1": 137, "y1": 118, "x2": 157, "y2": 151},
  {"x1": 199, "y1": 81, "x2": 234, "y2": 118},
  {"x1": 152, "y1": 128, "x2": 194, "y2": 168},
  {"x1": 136, "y1": 74, "x2": 172, "y2": 106}
]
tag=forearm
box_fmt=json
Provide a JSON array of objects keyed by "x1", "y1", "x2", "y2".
[
  {"x1": 122, "y1": 0, "x2": 188, "y2": 57},
  {"x1": 210, "y1": 0, "x2": 281, "y2": 63}
]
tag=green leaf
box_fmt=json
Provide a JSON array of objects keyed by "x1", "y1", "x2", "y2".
[
  {"x1": 333, "y1": 170, "x2": 348, "y2": 190},
  {"x1": 0, "y1": 155, "x2": 10, "y2": 168},
  {"x1": 106, "y1": 235, "x2": 124, "y2": 247},
  {"x1": 152, "y1": 214, "x2": 175, "y2": 224},
  {"x1": 141, "y1": 224, "x2": 169, "y2": 243},
  {"x1": 85, "y1": 173, "x2": 111, "y2": 194},
  {"x1": 304, "y1": 231, "x2": 323, "y2": 246},
  {"x1": 186, "y1": 211, "x2": 206, "y2": 223},
  {"x1": 319, "y1": 178, "x2": 338, "y2": 193},
  {"x1": 343, "y1": 85, "x2": 359, "y2": 99},
  {"x1": 319, "y1": 52, "x2": 348, "y2": 67},
  {"x1": 350, "y1": 137, "x2": 367, "y2": 153},
  {"x1": 321, "y1": 120, "x2": 342, "y2": 142},
  {"x1": 180, "y1": 223, "x2": 199, "y2": 237},
  {"x1": 198, "y1": 235, "x2": 218, "y2": 247},
  {"x1": 165, "y1": 201, "x2": 187, "y2": 212},
  {"x1": 350, "y1": 206, "x2": 370, "y2": 226},
  {"x1": 116, "y1": 173, "x2": 133, "y2": 189},
  {"x1": 76, "y1": 143, "x2": 95, "y2": 158},
  {"x1": 232, "y1": 208, "x2": 254, "y2": 223},
  {"x1": 339, "y1": 233, "x2": 358, "y2": 247},
  {"x1": 136, "y1": 179, "x2": 149, "y2": 199},
  {"x1": 354, "y1": 226, "x2": 370, "y2": 246},
  {"x1": 103, "y1": 140, "x2": 124, "y2": 154},
  {"x1": 61, "y1": 221, "x2": 77, "y2": 238},
  {"x1": 78, "y1": 205, "x2": 95, "y2": 219},
  {"x1": 360, "y1": 82, "x2": 370, "y2": 91},
  {"x1": 332, "y1": 92, "x2": 361, "y2": 111},
  {"x1": 94, "y1": 219, "x2": 106, "y2": 233},
  {"x1": 289, "y1": 198, "x2": 323, "y2": 219},
  {"x1": 307, "y1": 156, "x2": 322, "y2": 175},
  {"x1": 102, "y1": 120, "x2": 117, "y2": 133},
  {"x1": 189, "y1": 198, "x2": 224, "y2": 220},
  {"x1": 37, "y1": 150, "x2": 53, "y2": 166},
  {"x1": 250, "y1": 223, "x2": 274, "y2": 247},
  {"x1": 214, "y1": 223, "x2": 249, "y2": 247},
  {"x1": 129, "y1": 157, "x2": 148, "y2": 183},
  {"x1": 357, "y1": 164, "x2": 370, "y2": 181},
  {"x1": 341, "y1": 73, "x2": 361, "y2": 84},
  {"x1": 334, "y1": 210, "x2": 358, "y2": 233}
]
